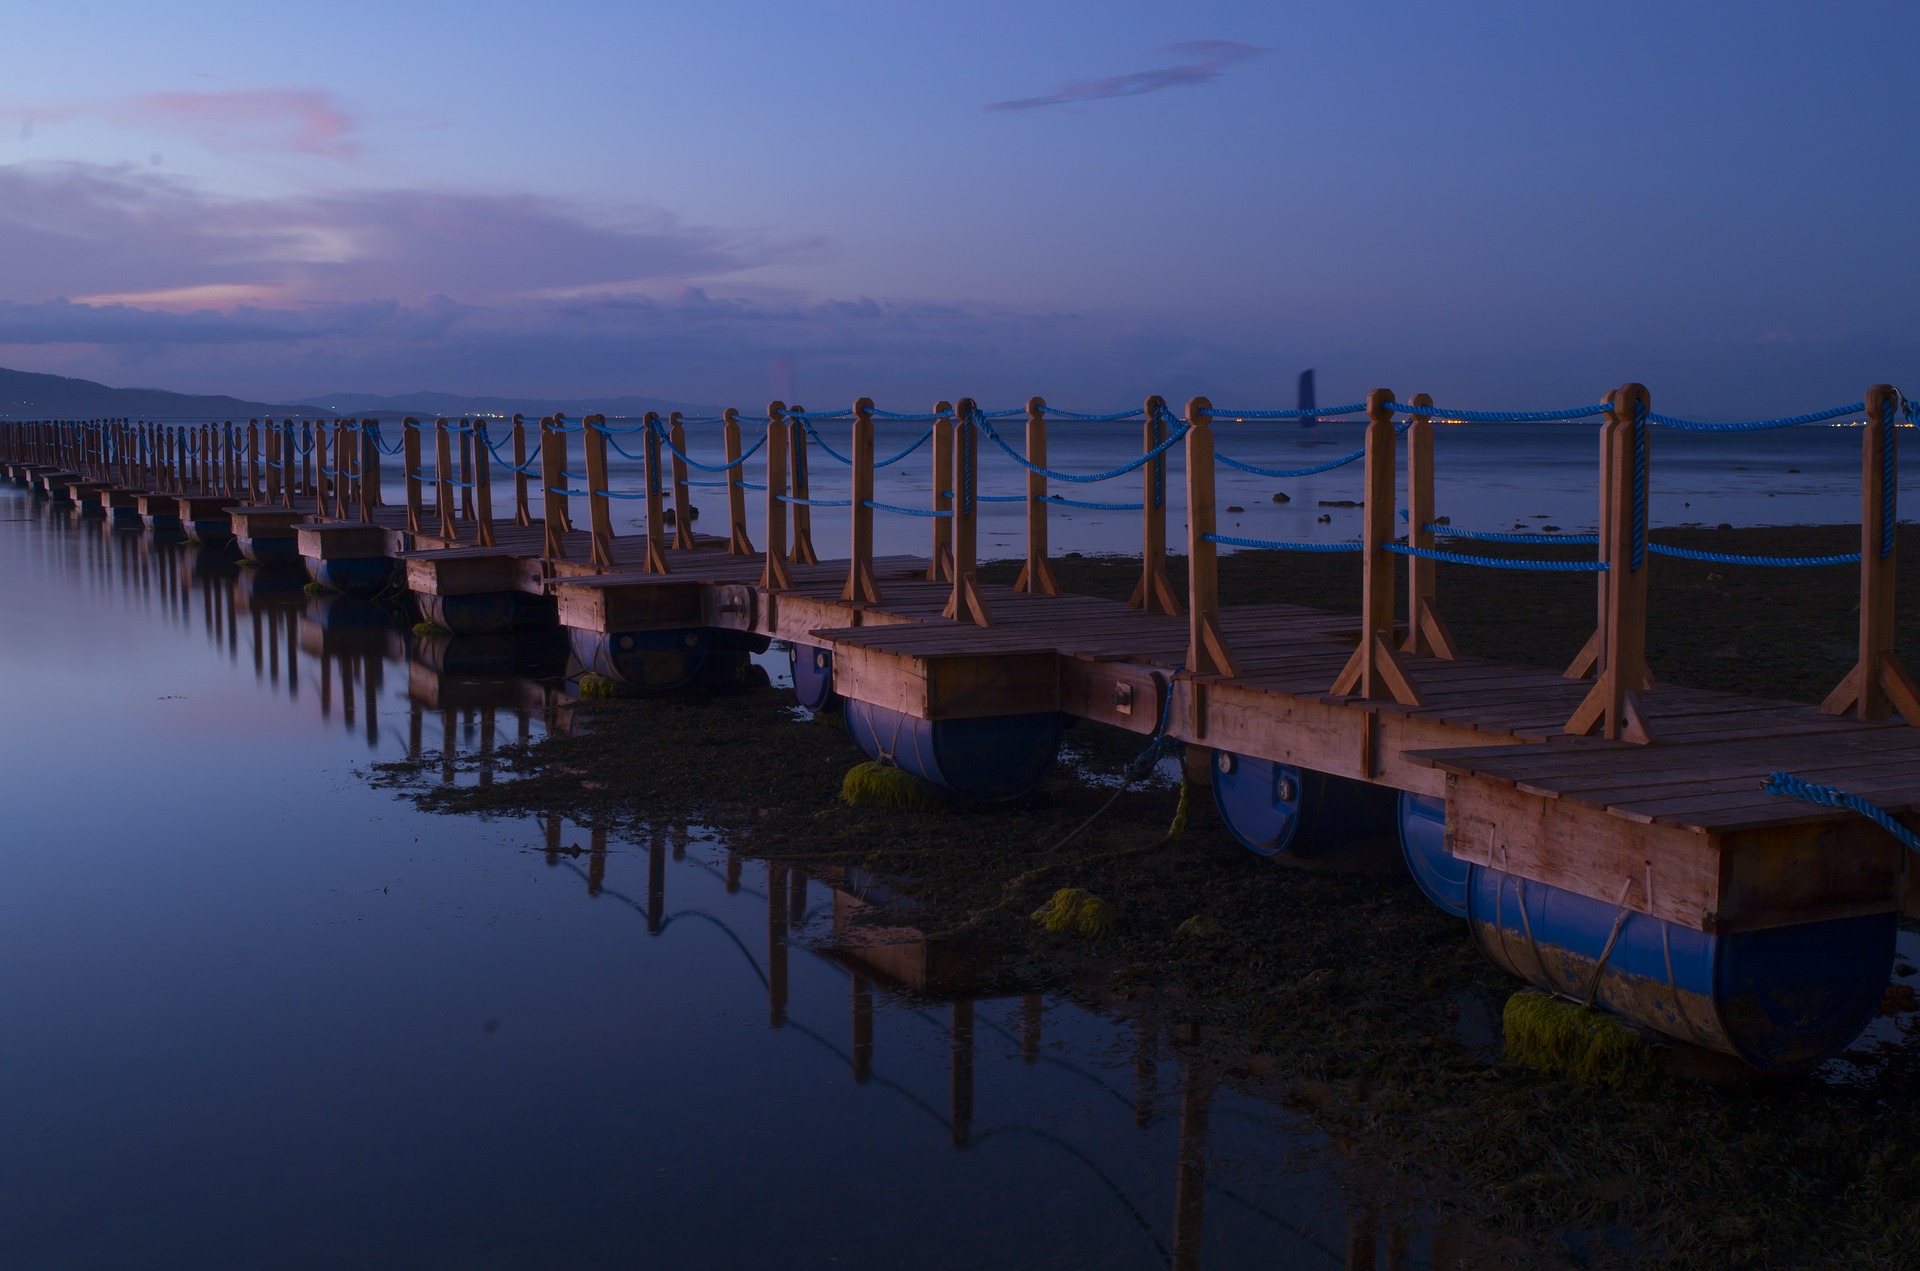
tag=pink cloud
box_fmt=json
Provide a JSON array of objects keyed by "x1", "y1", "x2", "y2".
[{"x1": 129, "y1": 88, "x2": 359, "y2": 158}]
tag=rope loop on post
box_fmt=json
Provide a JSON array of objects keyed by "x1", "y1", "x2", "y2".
[{"x1": 1762, "y1": 772, "x2": 1920, "y2": 853}]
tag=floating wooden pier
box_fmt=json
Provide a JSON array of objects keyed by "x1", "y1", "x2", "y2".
[{"x1": 4, "y1": 389, "x2": 1916, "y2": 1071}]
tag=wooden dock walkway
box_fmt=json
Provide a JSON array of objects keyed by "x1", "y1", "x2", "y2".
[{"x1": 5, "y1": 390, "x2": 1916, "y2": 1070}]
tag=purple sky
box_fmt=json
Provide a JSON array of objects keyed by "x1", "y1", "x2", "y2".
[{"x1": 1, "y1": 1, "x2": 1915, "y2": 416}]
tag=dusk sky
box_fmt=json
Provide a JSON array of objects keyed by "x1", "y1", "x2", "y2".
[{"x1": 2, "y1": 1, "x2": 1915, "y2": 415}]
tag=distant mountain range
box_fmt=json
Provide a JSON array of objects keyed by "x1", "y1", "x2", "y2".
[
  {"x1": 289, "y1": 390, "x2": 722, "y2": 421},
  {"x1": 0, "y1": 366, "x2": 331, "y2": 422}
]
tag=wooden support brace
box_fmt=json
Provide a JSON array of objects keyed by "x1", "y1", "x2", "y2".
[
  {"x1": 942, "y1": 398, "x2": 994, "y2": 627},
  {"x1": 1565, "y1": 383, "x2": 1656, "y2": 742},
  {"x1": 1821, "y1": 386, "x2": 1916, "y2": 725},
  {"x1": 1330, "y1": 388, "x2": 1422, "y2": 705},
  {"x1": 722, "y1": 409, "x2": 755, "y2": 555}
]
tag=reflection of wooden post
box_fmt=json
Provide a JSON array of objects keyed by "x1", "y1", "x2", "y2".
[
  {"x1": 1013, "y1": 398, "x2": 1060, "y2": 594},
  {"x1": 1171, "y1": 1066, "x2": 1215, "y2": 1271},
  {"x1": 541, "y1": 416, "x2": 569, "y2": 560},
  {"x1": 768, "y1": 863, "x2": 788, "y2": 1029},
  {"x1": 1130, "y1": 396, "x2": 1183, "y2": 614},
  {"x1": 788, "y1": 865, "x2": 806, "y2": 925},
  {"x1": 928, "y1": 402, "x2": 955, "y2": 582},
  {"x1": 472, "y1": 421, "x2": 496, "y2": 547},
  {"x1": 1567, "y1": 384, "x2": 1654, "y2": 743},
  {"x1": 844, "y1": 397, "x2": 881, "y2": 604},
  {"x1": 851, "y1": 975, "x2": 874, "y2": 1084},
  {"x1": 725, "y1": 852, "x2": 742, "y2": 893},
  {"x1": 787, "y1": 408, "x2": 819, "y2": 565},
  {"x1": 511, "y1": 414, "x2": 532, "y2": 526},
  {"x1": 647, "y1": 832, "x2": 666, "y2": 933},
  {"x1": 404, "y1": 418, "x2": 424, "y2": 534},
  {"x1": 542, "y1": 812, "x2": 562, "y2": 864},
  {"x1": 1332, "y1": 388, "x2": 1424, "y2": 705},
  {"x1": 435, "y1": 418, "x2": 458, "y2": 542},
  {"x1": 950, "y1": 998, "x2": 974, "y2": 1150},
  {"x1": 668, "y1": 413, "x2": 695, "y2": 550},
  {"x1": 1184, "y1": 396, "x2": 1239, "y2": 703},
  {"x1": 587, "y1": 826, "x2": 607, "y2": 895},
  {"x1": 723, "y1": 409, "x2": 754, "y2": 555},
  {"x1": 943, "y1": 400, "x2": 993, "y2": 626},
  {"x1": 762, "y1": 404, "x2": 792, "y2": 588},
  {"x1": 1131, "y1": 1018, "x2": 1157, "y2": 1129},
  {"x1": 1020, "y1": 993, "x2": 1043, "y2": 1064},
  {"x1": 1823, "y1": 385, "x2": 1920, "y2": 723},
  {"x1": 1402, "y1": 393, "x2": 1458, "y2": 658},
  {"x1": 584, "y1": 414, "x2": 615, "y2": 571}
]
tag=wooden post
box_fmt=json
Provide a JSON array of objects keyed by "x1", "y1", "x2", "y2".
[
  {"x1": 472, "y1": 420, "x2": 496, "y2": 547},
  {"x1": 511, "y1": 414, "x2": 532, "y2": 526},
  {"x1": 760, "y1": 403, "x2": 792, "y2": 590},
  {"x1": 300, "y1": 422, "x2": 313, "y2": 498},
  {"x1": 1822, "y1": 385, "x2": 1920, "y2": 724},
  {"x1": 1012, "y1": 397, "x2": 1060, "y2": 595},
  {"x1": 583, "y1": 414, "x2": 616, "y2": 571},
  {"x1": 1184, "y1": 397, "x2": 1239, "y2": 737},
  {"x1": 843, "y1": 397, "x2": 881, "y2": 604},
  {"x1": 435, "y1": 418, "x2": 458, "y2": 542},
  {"x1": 403, "y1": 418, "x2": 424, "y2": 534},
  {"x1": 1332, "y1": 388, "x2": 1424, "y2": 705},
  {"x1": 458, "y1": 419, "x2": 475, "y2": 522},
  {"x1": 927, "y1": 402, "x2": 955, "y2": 582},
  {"x1": 1567, "y1": 383, "x2": 1654, "y2": 742},
  {"x1": 943, "y1": 399, "x2": 993, "y2": 626},
  {"x1": 1402, "y1": 393, "x2": 1459, "y2": 658},
  {"x1": 360, "y1": 420, "x2": 381, "y2": 518},
  {"x1": 245, "y1": 422, "x2": 259, "y2": 503},
  {"x1": 722, "y1": 408, "x2": 754, "y2": 554},
  {"x1": 787, "y1": 407, "x2": 819, "y2": 565},
  {"x1": 264, "y1": 420, "x2": 281, "y2": 505},
  {"x1": 668, "y1": 412, "x2": 695, "y2": 550},
  {"x1": 1129, "y1": 396, "x2": 1183, "y2": 614},
  {"x1": 541, "y1": 416, "x2": 569, "y2": 560},
  {"x1": 641, "y1": 412, "x2": 670, "y2": 574}
]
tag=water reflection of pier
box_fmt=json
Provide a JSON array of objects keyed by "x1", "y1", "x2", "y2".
[{"x1": 531, "y1": 812, "x2": 1460, "y2": 1270}]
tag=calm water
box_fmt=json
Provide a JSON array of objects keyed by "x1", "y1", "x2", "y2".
[
  {"x1": 558, "y1": 417, "x2": 1897, "y2": 560},
  {"x1": 0, "y1": 488, "x2": 1488, "y2": 1269}
]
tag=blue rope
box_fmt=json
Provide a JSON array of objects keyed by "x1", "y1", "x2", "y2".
[
  {"x1": 1202, "y1": 533, "x2": 1364, "y2": 553},
  {"x1": 1382, "y1": 541, "x2": 1608, "y2": 572},
  {"x1": 869, "y1": 408, "x2": 953, "y2": 422},
  {"x1": 1646, "y1": 543, "x2": 1860, "y2": 567},
  {"x1": 774, "y1": 494, "x2": 853, "y2": 507},
  {"x1": 1214, "y1": 418, "x2": 1413, "y2": 479},
  {"x1": 1042, "y1": 494, "x2": 1144, "y2": 511},
  {"x1": 1630, "y1": 402, "x2": 1648, "y2": 572},
  {"x1": 974, "y1": 414, "x2": 1188, "y2": 483},
  {"x1": 1208, "y1": 403, "x2": 1369, "y2": 420},
  {"x1": 1648, "y1": 402, "x2": 1864, "y2": 432},
  {"x1": 875, "y1": 427, "x2": 933, "y2": 468},
  {"x1": 793, "y1": 414, "x2": 855, "y2": 466},
  {"x1": 547, "y1": 486, "x2": 589, "y2": 497},
  {"x1": 561, "y1": 469, "x2": 587, "y2": 480},
  {"x1": 864, "y1": 500, "x2": 951, "y2": 518},
  {"x1": 593, "y1": 489, "x2": 651, "y2": 500},
  {"x1": 1763, "y1": 773, "x2": 1920, "y2": 852},
  {"x1": 1035, "y1": 406, "x2": 1147, "y2": 421},
  {"x1": 1429, "y1": 526, "x2": 1600, "y2": 545},
  {"x1": 686, "y1": 479, "x2": 729, "y2": 488},
  {"x1": 741, "y1": 481, "x2": 767, "y2": 491},
  {"x1": 1388, "y1": 402, "x2": 1610, "y2": 423}
]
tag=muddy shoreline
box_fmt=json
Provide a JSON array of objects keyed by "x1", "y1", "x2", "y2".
[{"x1": 375, "y1": 524, "x2": 1920, "y2": 1269}]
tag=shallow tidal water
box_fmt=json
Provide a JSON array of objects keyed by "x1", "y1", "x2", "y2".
[{"x1": 0, "y1": 488, "x2": 1493, "y2": 1269}]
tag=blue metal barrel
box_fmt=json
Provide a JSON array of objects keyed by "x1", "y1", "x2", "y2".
[
  {"x1": 236, "y1": 534, "x2": 299, "y2": 566},
  {"x1": 417, "y1": 591, "x2": 524, "y2": 636},
  {"x1": 569, "y1": 628, "x2": 708, "y2": 693},
  {"x1": 303, "y1": 555, "x2": 391, "y2": 596},
  {"x1": 844, "y1": 699, "x2": 1063, "y2": 803},
  {"x1": 1398, "y1": 796, "x2": 1895, "y2": 1071},
  {"x1": 1210, "y1": 751, "x2": 1397, "y2": 857},
  {"x1": 184, "y1": 519, "x2": 234, "y2": 547},
  {"x1": 789, "y1": 643, "x2": 837, "y2": 711}
]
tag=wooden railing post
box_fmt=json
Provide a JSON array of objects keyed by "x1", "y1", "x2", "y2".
[
  {"x1": 943, "y1": 399, "x2": 993, "y2": 627},
  {"x1": 511, "y1": 414, "x2": 532, "y2": 526},
  {"x1": 246, "y1": 422, "x2": 260, "y2": 502},
  {"x1": 1822, "y1": 385, "x2": 1920, "y2": 724},
  {"x1": 264, "y1": 420, "x2": 282, "y2": 505},
  {"x1": 843, "y1": 397, "x2": 881, "y2": 604},
  {"x1": 1130, "y1": 396, "x2": 1183, "y2": 615},
  {"x1": 1184, "y1": 397, "x2": 1239, "y2": 737},
  {"x1": 723, "y1": 408, "x2": 754, "y2": 554},
  {"x1": 336, "y1": 421, "x2": 355, "y2": 518},
  {"x1": 1402, "y1": 393, "x2": 1458, "y2": 657},
  {"x1": 472, "y1": 420, "x2": 496, "y2": 547},
  {"x1": 403, "y1": 418, "x2": 424, "y2": 533},
  {"x1": 787, "y1": 407, "x2": 819, "y2": 565},
  {"x1": 1013, "y1": 397, "x2": 1060, "y2": 595},
  {"x1": 1332, "y1": 388, "x2": 1423, "y2": 705},
  {"x1": 927, "y1": 402, "x2": 954, "y2": 582},
  {"x1": 641, "y1": 412, "x2": 670, "y2": 574},
  {"x1": 541, "y1": 416, "x2": 569, "y2": 560},
  {"x1": 435, "y1": 418, "x2": 458, "y2": 542},
  {"x1": 583, "y1": 414, "x2": 615, "y2": 571},
  {"x1": 669, "y1": 412, "x2": 695, "y2": 550},
  {"x1": 360, "y1": 420, "x2": 382, "y2": 516},
  {"x1": 458, "y1": 419, "x2": 475, "y2": 522},
  {"x1": 761, "y1": 402, "x2": 793, "y2": 590},
  {"x1": 1567, "y1": 383, "x2": 1654, "y2": 742}
]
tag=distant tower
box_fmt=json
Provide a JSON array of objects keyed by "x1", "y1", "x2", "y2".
[{"x1": 1296, "y1": 368, "x2": 1317, "y2": 430}]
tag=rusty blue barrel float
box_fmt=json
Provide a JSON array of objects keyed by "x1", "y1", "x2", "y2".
[
  {"x1": 1209, "y1": 751, "x2": 1396, "y2": 857},
  {"x1": 844, "y1": 699, "x2": 1063, "y2": 803},
  {"x1": 1397, "y1": 793, "x2": 1895, "y2": 1072},
  {"x1": 788, "y1": 642, "x2": 837, "y2": 712},
  {"x1": 303, "y1": 556, "x2": 392, "y2": 595},
  {"x1": 569, "y1": 628, "x2": 770, "y2": 694}
]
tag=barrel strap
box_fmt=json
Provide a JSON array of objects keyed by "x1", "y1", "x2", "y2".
[{"x1": 1579, "y1": 876, "x2": 1638, "y2": 1007}]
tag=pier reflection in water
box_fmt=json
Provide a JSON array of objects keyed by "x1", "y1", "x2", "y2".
[{"x1": 0, "y1": 489, "x2": 1511, "y2": 1268}]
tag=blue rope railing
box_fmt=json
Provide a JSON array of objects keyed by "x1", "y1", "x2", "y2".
[
  {"x1": 774, "y1": 494, "x2": 853, "y2": 507},
  {"x1": 1763, "y1": 773, "x2": 1920, "y2": 852},
  {"x1": 1648, "y1": 403, "x2": 1864, "y2": 432},
  {"x1": 863, "y1": 500, "x2": 952, "y2": 518},
  {"x1": 1428, "y1": 526, "x2": 1600, "y2": 545},
  {"x1": 974, "y1": 414, "x2": 1188, "y2": 484},
  {"x1": 1388, "y1": 402, "x2": 1611, "y2": 423},
  {"x1": 1646, "y1": 544, "x2": 1860, "y2": 567},
  {"x1": 1382, "y1": 541, "x2": 1609, "y2": 572},
  {"x1": 1208, "y1": 403, "x2": 1369, "y2": 420},
  {"x1": 1041, "y1": 494, "x2": 1145, "y2": 511},
  {"x1": 1202, "y1": 533, "x2": 1364, "y2": 553}
]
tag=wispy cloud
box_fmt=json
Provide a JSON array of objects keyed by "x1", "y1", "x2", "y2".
[
  {"x1": 16, "y1": 88, "x2": 362, "y2": 159},
  {"x1": 985, "y1": 40, "x2": 1266, "y2": 113}
]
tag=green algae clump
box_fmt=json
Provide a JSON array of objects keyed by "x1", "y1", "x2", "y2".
[
  {"x1": 839, "y1": 760, "x2": 944, "y2": 812},
  {"x1": 1503, "y1": 989, "x2": 1655, "y2": 1087},
  {"x1": 1032, "y1": 887, "x2": 1114, "y2": 938}
]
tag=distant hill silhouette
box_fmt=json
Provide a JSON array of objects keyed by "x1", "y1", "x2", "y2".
[
  {"x1": 291, "y1": 390, "x2": 723, "y2": 421},
  {"x1": 0, "y1": 365, "x2": 331, "y2": 421}
]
